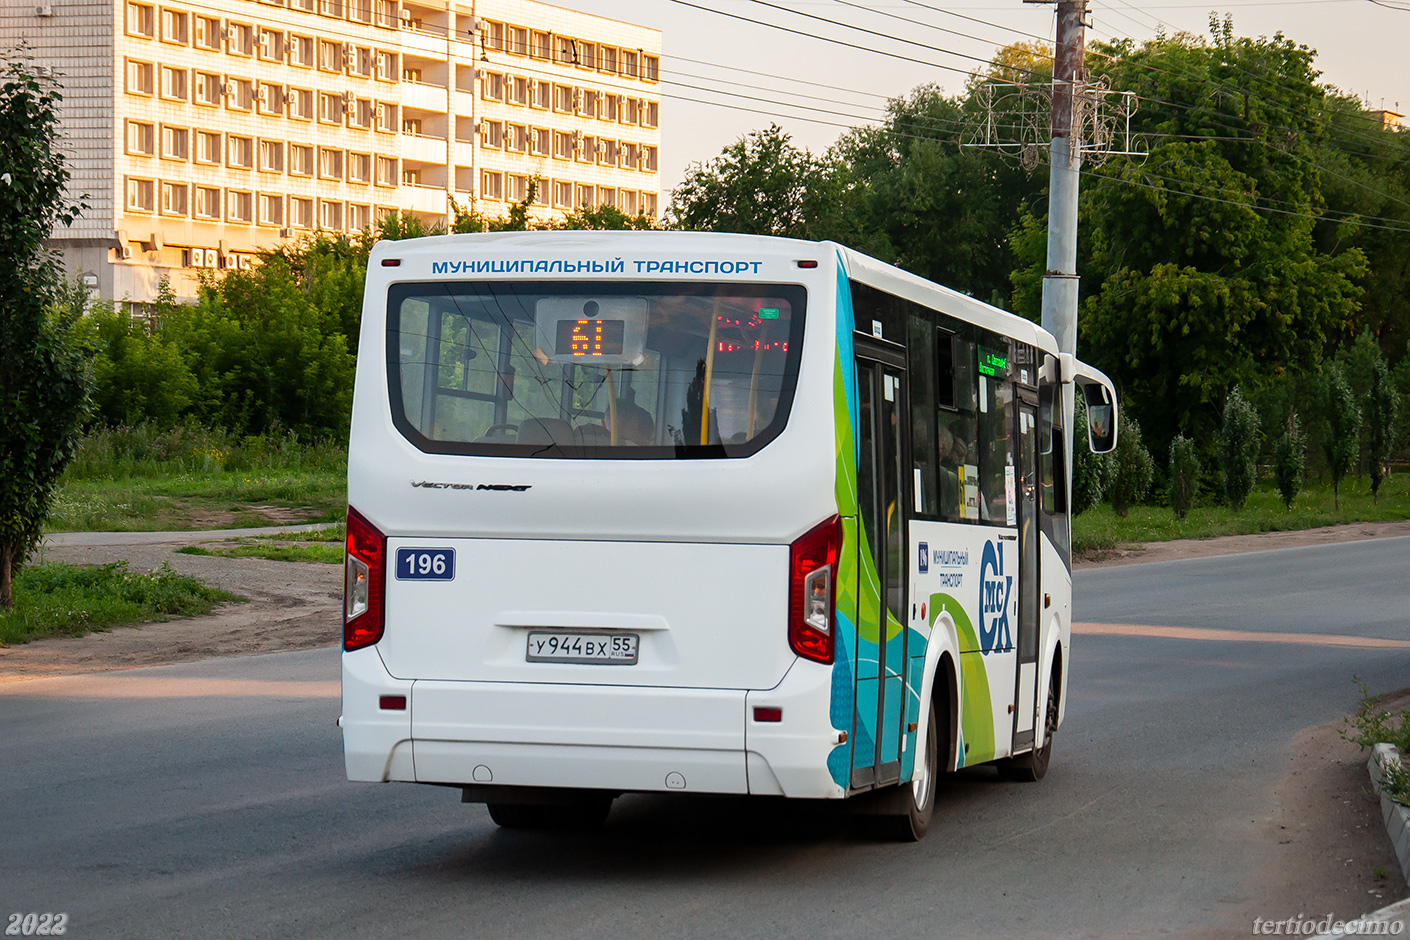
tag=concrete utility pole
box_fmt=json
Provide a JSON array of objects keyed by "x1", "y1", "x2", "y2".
[{"x1": 1038, "y1": 0, "x2": 1087, "y2": 357}]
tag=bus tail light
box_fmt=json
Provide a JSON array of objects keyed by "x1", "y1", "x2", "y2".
[
  {"x1": 344, "y1": 507, "x2": 386, "y2": 651},
  {"x1": 789, "y1": 515, "x2": 841, "y2": 664}
]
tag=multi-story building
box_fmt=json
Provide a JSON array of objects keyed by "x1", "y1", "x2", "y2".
[{"x1": 0, "y1": 0, "x2": 661, "y2": 303}]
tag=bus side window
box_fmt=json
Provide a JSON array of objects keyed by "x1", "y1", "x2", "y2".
[
  {"x1": 1039, "y1": 381, "x2": 1066, "y2": 514},
  {"x1": 907, "y1": 308, "x2": 937, "y2": 517},
  {"x1": 975, "y1": 335, "x2": 1013, "y2": 526},
  {"x1": 937, "y1": 330, "x2": 979, "y2": 523}
]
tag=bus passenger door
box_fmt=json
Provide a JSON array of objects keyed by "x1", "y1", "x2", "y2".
[
  {"x1": 1012, "y1": 393, "x2": 1040, "y2": 750},
  {"x1": 850, "y1": 340, "x2": 910, "y2": 790}
]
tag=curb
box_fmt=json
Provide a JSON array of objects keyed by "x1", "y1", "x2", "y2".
[
  {"x1": 1306, "y1": 748, "x2": 1410, "y2": 939},
  {"x1": 41, "y1": 522, "x2": 340, "y2": 547}
]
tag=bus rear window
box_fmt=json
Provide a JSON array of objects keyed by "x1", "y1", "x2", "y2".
[{"x1": 386, "y1": 281, "x2": 806, "y2": 458}]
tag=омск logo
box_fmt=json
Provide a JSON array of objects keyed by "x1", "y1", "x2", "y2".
[{"x1": 978, "y1": 539, "x2": 1013, "y2": 654}]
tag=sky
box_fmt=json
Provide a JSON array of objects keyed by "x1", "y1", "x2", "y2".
[{"x1": 564, "y1": 0, "x2": 1410, "y2": 199}]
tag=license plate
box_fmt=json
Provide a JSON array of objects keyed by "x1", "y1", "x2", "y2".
[{"x1": 526, "y1": 632, "x2": 639, "y2": 665}]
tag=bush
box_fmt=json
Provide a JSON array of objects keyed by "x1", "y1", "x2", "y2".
[
  {"x1": 1109, "y1": 412, "x2": 1154, "y2": 518},
  {"x1": 1365, "y1": 359, "x2": 1401, "y2": 505},
  {"x1": 1167, "y1": 434, "x2": 1201, "y2": 519},
  {"x1": 1071, "y1": 395, "x2": 1114, "y2": 515},
  {"x1": 1219, "y1": 386, "x2": 1259, "y2": 512},
  {"x1": 1273, "y1": 412, "x2": 1307, "y2": 510}
]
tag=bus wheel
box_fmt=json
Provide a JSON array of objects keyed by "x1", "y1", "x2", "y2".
[
  {"x1": 1000, "y1": 670, "x2": 1058, "y2": 783},
  {"x1": 487, "y1": 795, "x2": 614, "y2": 830},
  {"x1": 879, "y1": 698, "x2": 939, "y2": 842}
]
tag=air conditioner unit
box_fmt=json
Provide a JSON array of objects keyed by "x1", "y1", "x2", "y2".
[
  {"x1": 237, "y1": 256, "x2": 252, "y2": 270},
  {"x1": 36, "y1": 4, "x2": 53, "y2": 16},
  {"x1": 120, "y1": 246, "x2": 133, "y2": 260},
  {"x1": 223, "y1": 81, "x2": 236, "y2": 97}
]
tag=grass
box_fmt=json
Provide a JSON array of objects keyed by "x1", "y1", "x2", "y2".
[
  {"x1": 174, "y1": 523, "x2": 346, "y2": 565},
  {"x1": 46, "y1": 423, "x2": 346, "y2": 533},
  {"x1": 1344, "y1": 679, "x2": 1410, "y2": 809},
  {"x1": 0, "y1": 561, "x2": 243, "y2": 646},
  {"x1": 1072, "y1": 471, "x2": 1410, "y2": 552}
]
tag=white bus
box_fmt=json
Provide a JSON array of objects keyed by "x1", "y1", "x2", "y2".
[{"x1": 340, "y1": 231, "x2": 1117, "y2": 840}]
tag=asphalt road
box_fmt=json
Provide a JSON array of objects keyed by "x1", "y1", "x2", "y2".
[{"x1": 4, "y1": 536, "x2": 1410, "y2": 940}]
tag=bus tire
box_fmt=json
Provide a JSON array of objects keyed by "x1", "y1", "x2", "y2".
[
  {"x1": 1000, "y1": 669, "x2": 1058, "y2": 783},
  {"x1": 487, "y1": 794, "x2": 614, "y2": 830},
  {"x1": 878, "y1": 698, "x2": 939, "y2": 842}
]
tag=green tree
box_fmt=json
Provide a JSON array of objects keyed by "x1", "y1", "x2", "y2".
[
  {"x1": 88, "y1": 290, "x2": 197, "y2": 429},
  {"x1": 0, "y1": 54, "x2": 92, "y2": 608},
  {"x1": 1321, "y1": 363, "x2": 1361, "y2": 510},
  {"x1": 1365, "y1": 358, "x2": 1401, "y2": 503},
  {"x1": 1168, "y1": 434, "x2": 1202, "y2": 520},
  {"x1": 669, "y1": 124, "x2": 852, "y2": 239},
  {"x1": 1109, "y1": 412, "x2": 1155, "y2": 518},
  {"x1": 1219, "y1": 385, "x2": 1259, "y2": 511},
  {"x1": 1273, "y1": 411, "x2": 1307, "y2": 509}
]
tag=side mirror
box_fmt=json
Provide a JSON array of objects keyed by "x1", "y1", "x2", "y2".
[{"x1": 1083, "y1": 383, "x2": 1117, "y2": 454}]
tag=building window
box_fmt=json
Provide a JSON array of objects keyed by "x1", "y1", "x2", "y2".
[
  {"x1": 602, "y1": 94, "x2": 618, "y2": 122},
  {"x1": 480, "y1": 120, "x2": 503, "y2": 149},
  {"x1": 160, "y1": 7, "x2": 187, "y2": 44},
  {"x1": 258, "y1": 139, "x2": 284, "y2": 172},
  {"x1": 126, "y1": 177, "x2": 156, "y2": 212},
  {"x1": 319, "y1": 0, "x2": 343, "y2": 17},
  {"x1": 578, "y1": 135, "x2": 596, "y2": 163},
  {"x1": 227, "y1": 79, "x2": 254, "y2": 111},
  {"x1": 288, "y1": 88, "x2": 314, "y2": 121},
  {"x1": 577, "y1": 41, "x2": 596, "y2": 70},
  {"x1": 195, "y1": 130, "x2": 221, "y2": 163},
  {"x1": 625, "y1": 98, "x2": 640, "y2": 125},
  {"x1": 530, "y1": 30, "x2": 550, "y2": 59},
  {"x1": 347, "y1": 202, "x2": 370, "y2": 231},
  {"x1": 258, "y1": 28, "x2": 285, "y2": 61},
  {"x1": 161, "y1": 125, "x2": 189, "y2": 160},
  {"x1": 623, "y1": 142, "x2": 640, "y2": 169},
  {"x1": 374, "y1": 155, "x2": 397, "y2": 186},
  {"x1": 375, "y1": 0, "x2": 396, "y2": 27},
  {"x1": 505, "y1": 75, "x2": 527, "y2": 106},
  {"x1": 319, "y1": 39, "x2": 344, "y2": 72},
  {"x1": 579, "y1": 89, "x2": 598, "y2": 120},
  {"x1": 351, "y1": 46, "x2": 373, "y2": 77},
  {"x1": 126, "y1": 2, "x2": 155, "y2": 37},
  {"x1": 623, "y1": 50, "x2": 638, "y2": 78},
  {"x1": 227, "y1": 190, "x2": 253, "y2": 223},
  {"x1": 160, "y1": 66, "x2": 187, "y2": 101},
  {"x1": 530, "y1": 127, "x2": 550, "y2": 156},
  {"x1": 375, "y1": 101, "x2": 397, "y2": 133},
  {"x1": 554, "y1": 35, "x2": 573, "y2": 65},
  {"x1": 644, "y1": 145, "x2": 658, "y2": 172},
  {"x1": 644, "y1": 101, "x2": 659, "y2": 128},
  {"x1": 125, "y1": 120, "x2": 155, "y2": 156},
  {"x1": 620, "y1": 190, "x2": 638, "y2": 215},
  {"x1": 259, "y1": 193, "x2": 284, "y2": 226},
  {"x1": 507, "y1": 26, "x2": 527, "y2": 56},
  {"x1": 289, "y1": 0, "x2": 313, "y2": 10},
  {"x1": 599, "y1": 46, "x2": 616, "y2": 74},
  {"x1": 643, "y1": 56, "x2": 659, "y2": 82},
  {"x1": 506, "y1": 173, "x2": 527, "y2": 202},
  {"x1": 258, "y1": 83, "x2": 284, "y2": 115},
  {"x1": 482, "y1": 20, "x2": 503, "y2": 51},
  {"x1": 318, "y1": 92, "x2": 345, "y2": 124},
  {"x1": 481, "y1": 170, "x2": 503, "y2": 200},
  {"x1": 552, "y1": 84, "x2": 572, "y2": 113},
  {"x1": 643, "y1": 192, "x2": 657, "y2": 216},
  {"x1": 289, "y1": 143, "x2": 313, "y2": 175},
  {"x1": 318, "y1": 199, "x2": 342, "y2": 230},
  {"x1": 552, "y1": 131, "x2": 572, "y2": 160},
  {"x1": 227, "y1": 135, "x2": 254, "y2": 169},
  {"x1": 598, "y1": 186, "x2": 615, "y2": 208},
  {"x1": 348, "y1": 151, "x2": 372, "y2": 183},
  {"x1": 349, "y1": 0, "x2": 372, "y2": 24},
  {"x1": 227, "y1": 22, "x2": 254, "y2": 55},
  {"x1": 401, "y1": 116, "x2": 421, "y2": 135},
  {"x1": 401, "y1": 166, "x2": 420, "y2": 185},
  {"x1": 552, "y1": 180, "x2": 572, "y2": 208},
  {"x1": 289, "y1": 35, "x2": 314, "y2": 68},
  {"x1": 126, "y1": 60, "x2": 154, "y2": 96},
  {"x1": 194, "y1": 15, "x2": 220, "y2": 50},
  {"x1": 482, "y1": 71, "x2": 503, "y2": 101},
  {"x1": 193, "y1": 71, "x2": 220, "y2": 105},
  {"x1": 194, "y1": 186, "x2": 221, "y2": 220},
  {"x1": 318, "y1": 147, "x2": 344, "y2": 180},
  {"x1": 375, "y1": 50, "x2": 397, "y2": 81},
  {"x1": 290, "y1": 196, "x2": 313, "y2": 228},
  {"x1": 161, "y1": 181, "x2": 188, "y2": 215},
  {"x1": 349, "y1": 98, "x2": 373, "y2": 129},
  {"x1": 575, "y1": 183, "x2": 594, "y2": 208},
  {"x1": 401, "y1": 65, "x2": 421, "y2": 83},
  {"x1": 505, "y1": 124, "x2": 527, "y2": 153}
]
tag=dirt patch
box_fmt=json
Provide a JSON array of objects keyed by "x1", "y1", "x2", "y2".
[
  {"x1": 0, "y1": 541, "x2": 341, "y2": 683},
  {"x1": 1075, "y1": 520, "x2": 1410, "y2": 569},
  {"x1": 1193, "y1": 692, "x2": 1410, "y2": 937},
  {"x1": 175, "y1": 502, "x2": 325, "y2": 529}
]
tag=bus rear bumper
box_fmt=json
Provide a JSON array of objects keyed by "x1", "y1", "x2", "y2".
[{"x1": 342, "y1": 647, "x2": 846, "y2": 799}]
